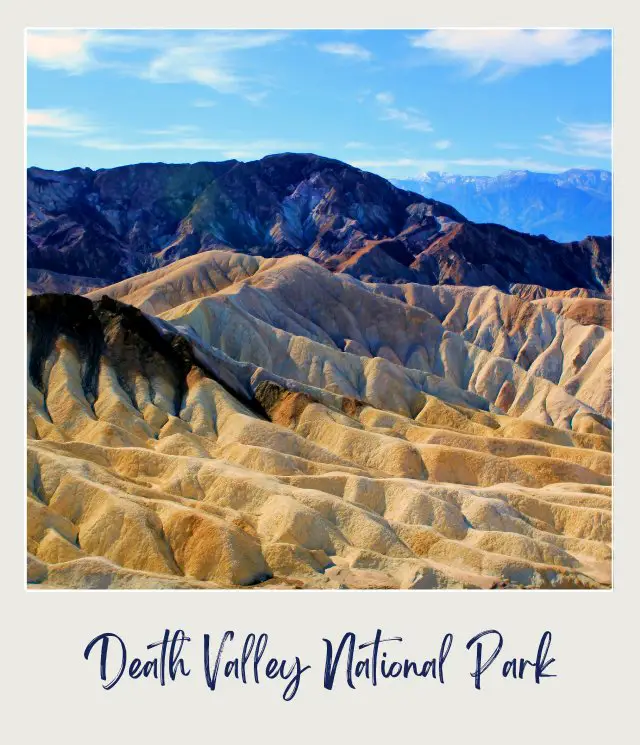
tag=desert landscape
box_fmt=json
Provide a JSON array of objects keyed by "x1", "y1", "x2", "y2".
[{"x1": 25, "y1": 154, "x2": 612, "y2": 589}]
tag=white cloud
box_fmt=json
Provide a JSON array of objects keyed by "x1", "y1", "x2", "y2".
[
  {"x1": 244, "y1": 91, "x2": 269, "y2": 106},
  {"x1": 410, "y1": 29, "x2": 610, "y2": 79},
  {"x1": 79, "y1": 138, "x2": 205, "y2": 152},
  {"x1": 374, "y1": 92, "x2": 432, "y2": 133},
  {"x1": 27, "y1": 30, "x2": 286, "y2": 102},
  {"x1": 344, "y1": 141, "x2": 369, "y2": 149},
  {"x1": 350, "y1": 154, "x2": 577, "y2": 176},
  {"x1": 27, "y1": 30, "x2": 96, "y2": 73},
  {"x1": 375, "y1": 91, "x2": 394, "y2": 106},
  {"x1": 144, "y1": 32, "x2": 286, "y2": 100},
  {"x1": 449, "y1": 156, "x2": 574, "y2": 172},
  {"x1": 139, "y1": 124, "x2": 201, "y2": 136},
  {"x1": 539, "y1": 120, "x2": 611, "y2": 159},
  {"x1": 351, "y1": 158, "x2": 440, "y2": 169},
  {"x1": 27, "y1": 108, "x2": 93, "y2": 137},
  {"x1": 146, "y1": 52, "x2": 240, "y2": 93},
  {"x1": 495, "y1": 142, "x2": 521, "y2": 150},
  {"x1": 26, "y1": 29, "x2": 158, "y2": 74},
  {"x1": 193, "y1": 99, "x2": 217, "y2": 108},
  {"x1": 317, "y1": 42, "x2": 372, "y2": 61},
  {"x1": 434, "y1": 139, "x2": 452, "y2": 150},
  {"x1": 381, "y1": 108, "x2": 432, "y2": 133},
  {"x1": 79, "y1": 137, "x2": 318, "y2": 160}
]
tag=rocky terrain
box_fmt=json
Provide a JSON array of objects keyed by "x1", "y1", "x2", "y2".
[
  {"x1": 26, "y1": 154, "x2": 612, "y2": 590},
  {"x1": 28, "y1": 155, "x2": 611, "y2": 294},
  {"x1": 393, "y1": 168, "x2": 612, "y2": 243}
]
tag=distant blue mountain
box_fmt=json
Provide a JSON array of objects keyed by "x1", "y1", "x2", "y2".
[{"x1": 392, "y1": 168, "x2": 611, "y2": 242}]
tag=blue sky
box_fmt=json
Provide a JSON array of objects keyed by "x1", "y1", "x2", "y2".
[{"x1": 27, "y1": 29, "x2": 612, "y2": 178}]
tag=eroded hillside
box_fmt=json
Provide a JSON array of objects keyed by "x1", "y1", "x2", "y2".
[{"x1": 27, "y1": 252, "x2": 612, "y2": 589}]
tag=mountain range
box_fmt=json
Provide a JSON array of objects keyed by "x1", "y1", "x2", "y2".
[
  {"x1": 26, "y1": 153, "x2": 612, "y2": 590},
  {"x1": 392, "y1": 168, "x2": 612, "y2": 243},
  {"x1": 28, "y1": 154, "x2": 611, "y2": 296}
]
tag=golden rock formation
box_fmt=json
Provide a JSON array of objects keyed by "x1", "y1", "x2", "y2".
[{"x1": 28, "y1": 251, "x2": 612, "y2": 589}]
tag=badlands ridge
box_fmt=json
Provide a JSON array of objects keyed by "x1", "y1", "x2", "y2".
[{"x1": 28, "y1": 248, "x2": 612, "y2": 589}]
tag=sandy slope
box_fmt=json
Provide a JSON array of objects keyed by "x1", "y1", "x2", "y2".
[{"x1": 28, "y1": 251, "x2": 612, "y2": 589}]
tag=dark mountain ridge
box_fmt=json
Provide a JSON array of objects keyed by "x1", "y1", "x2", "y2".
[{"x1": 27, "y1": 153, "x2": 611, "y2": 295}]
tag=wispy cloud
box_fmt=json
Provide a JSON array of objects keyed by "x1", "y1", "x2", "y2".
[
  {"x1": 495, "y1": 142, "x2": 521, "y2": 151},
  {"x1": 410, "y1": 29, "x2": 611, "y2": 80},
  {"x1": 244, "y1": 91, "x2": 269, "y2": 106},
  {"x1": 317, "y1": 42, "x2": 372, "y2": 61},
  {"x1": 344, "y1": 141, "x2": 369, "y2": 149},
  {"x1": 27, "y1": 30, "x2": 97, "y2": 73},
  {"x1": 375, "y1": 91, "x2": 394, "y2": 106},
  {"x1": 139, "y1": 124, "x2": 201, "y2": 137},
  {"x1": 350, "y1": 154, "x2": 577, "y2": 175},
  {"x1": 27, "y1": 108, "x2": 94, "y2": 137},
  {"x1": 192, "y1": 99, "x2": 217, "y2": 108},
  {"x1": 449, "y1": 156, "x2": 575, "y2": 172},
  {"x1": 27, "y1": 30, "x2": 286, "y2": 102},
  {"x1": 144, "y1": 32, "x2": 286, "y2": 100},
  {"x1": 79, "y1": 136, "x2": 318, "y2": 161},
  {"x1": 26, "y1": 30, "x2": 158, "y2": 74},
  {"x1": 374, "y1": 92, "x2": 432, "y2": 133},
  {"x1": 539, "y1": 120, "x2": 611, "y2": 159},
  {"x1": 434, "y1": 139, "x2": 452, "y2": 150},
  {"x1": 351, "y1": 158, "x2": 443, "y2": 169}
]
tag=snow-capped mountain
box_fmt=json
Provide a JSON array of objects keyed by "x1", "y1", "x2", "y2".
[{"x1": 392, "y1": 169, "x2": 611, "y2": 242}]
